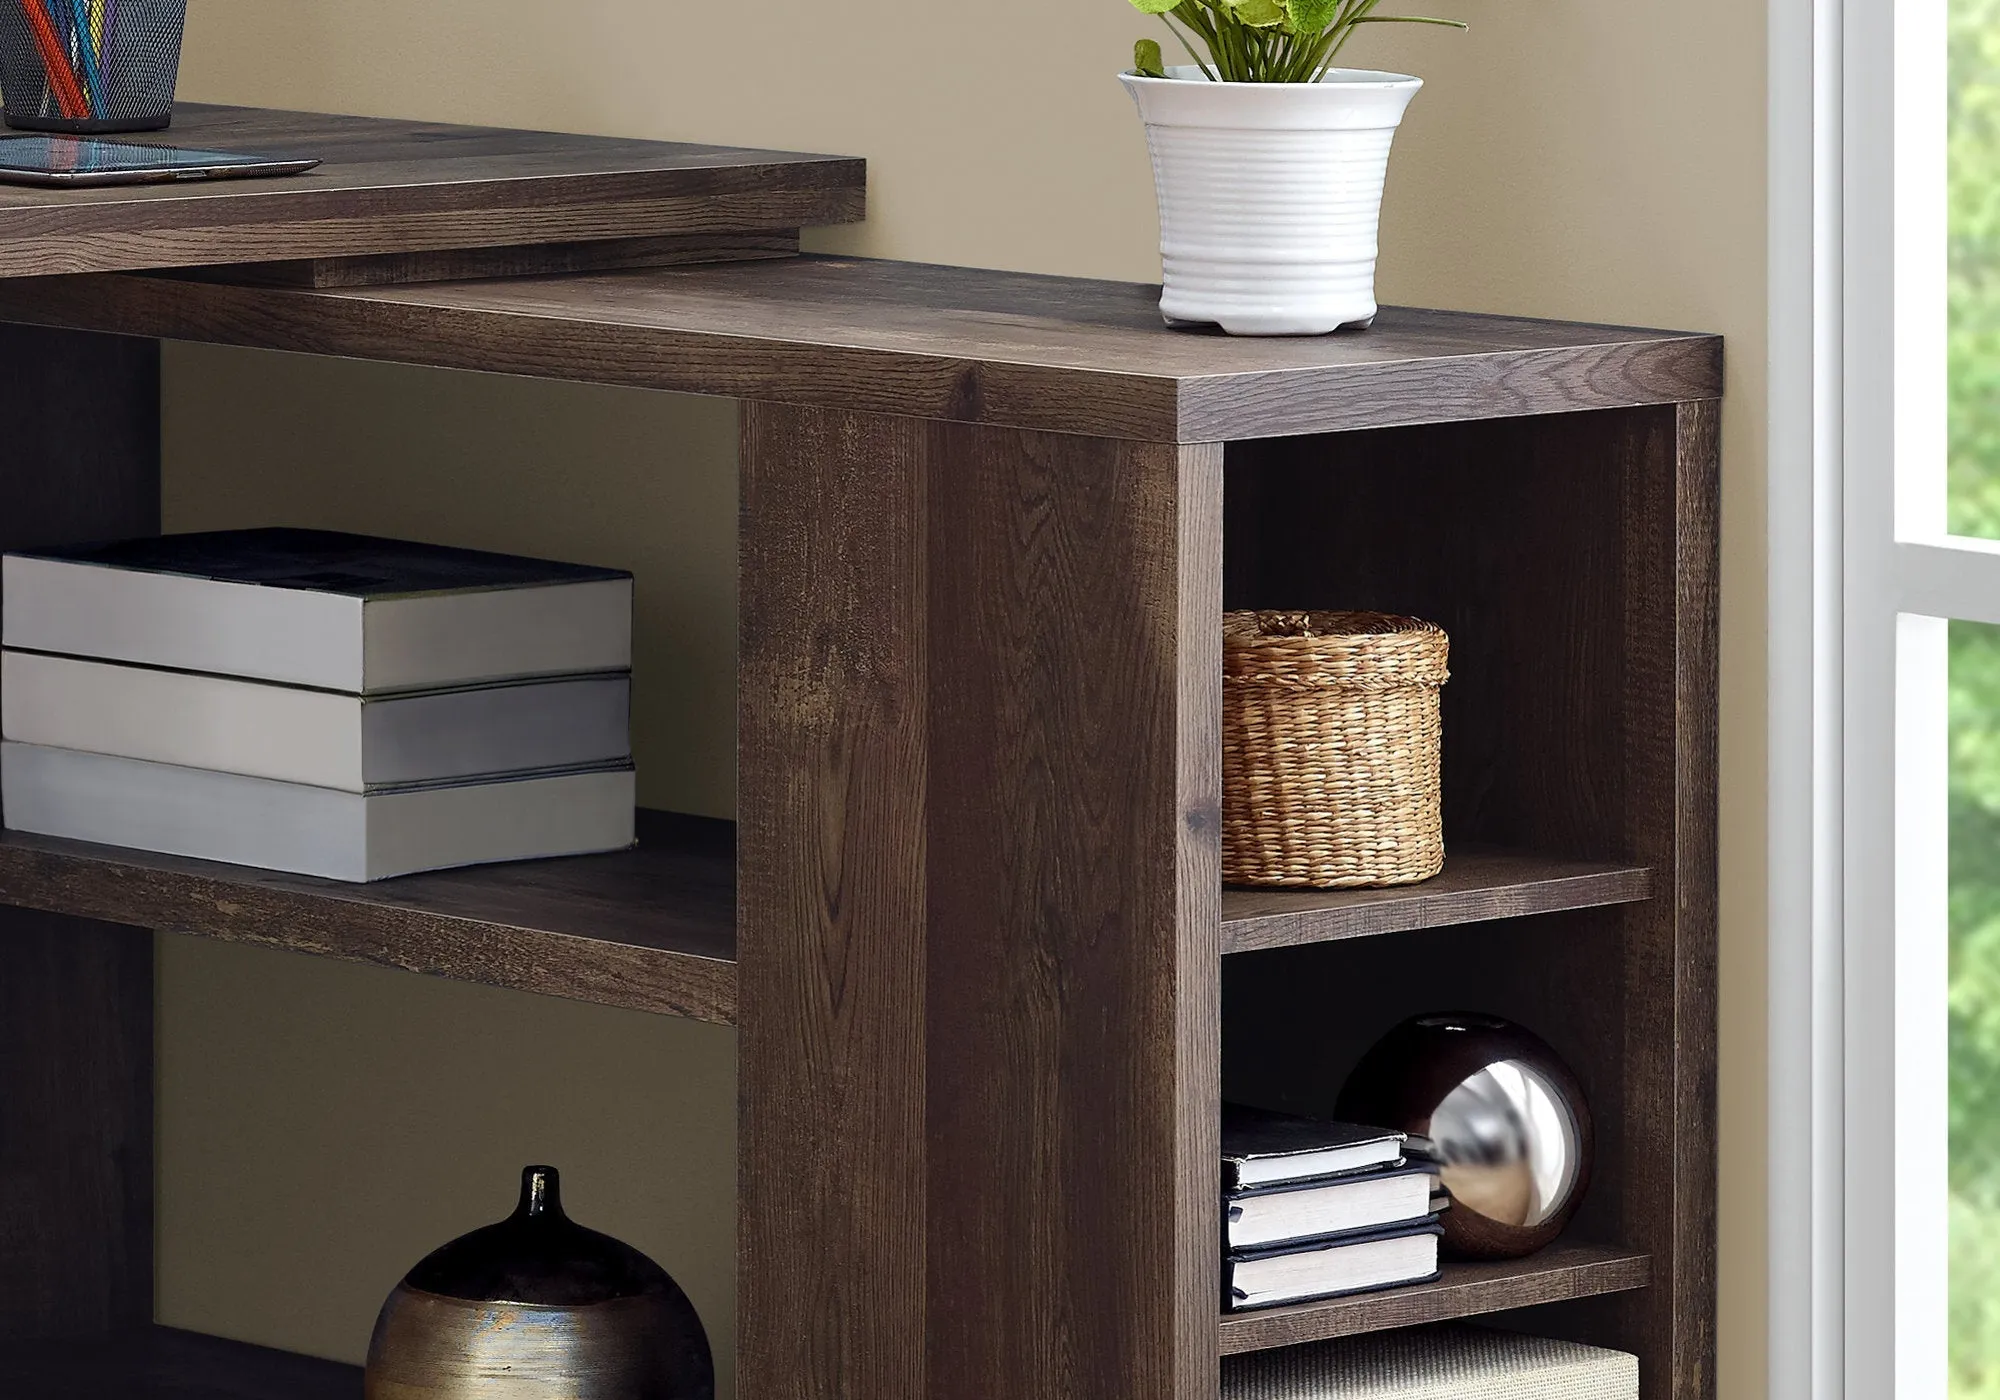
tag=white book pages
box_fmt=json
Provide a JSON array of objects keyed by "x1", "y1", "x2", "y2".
[
  {"x1": 2, "y1": 651, "x2": 630, "y2": 791},
  {"x1": 1, "y1": 743, "x2": 635, "y2": 882}
]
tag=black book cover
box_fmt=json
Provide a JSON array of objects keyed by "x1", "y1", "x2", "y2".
[
  {"x1": 1222, "y1": 1101, "x2": 1405, "y2": 1189},
  {"x1": 1221, "y1": 1219, "x2": 1444, "y2": 1312},
  {"x1": 11, "y1": 529, "x2": 629, "y2": 598}
]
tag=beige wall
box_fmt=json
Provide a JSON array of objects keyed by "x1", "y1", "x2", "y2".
[{"x1": 161, "y1": 2, "x2": 1767, "y2": 1396}]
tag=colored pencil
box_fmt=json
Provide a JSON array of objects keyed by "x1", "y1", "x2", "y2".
[
  {"x1": 67, "y1": 0, "x2": 102, "y2": 114},
  {"x1": 18, "y1": 0, "x2": 86, "y2": 119},
  {"x1": 51, "y1": 0, "x2": 81, "y2": 113}
]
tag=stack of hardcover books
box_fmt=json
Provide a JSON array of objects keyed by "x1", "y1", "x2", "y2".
[
  {"x1": 1222, "y1": 1102, "x2": 1445, "y2": 1312},
  {"x1": 1, "y1": 529, "x2": 638, "y2": 882}
]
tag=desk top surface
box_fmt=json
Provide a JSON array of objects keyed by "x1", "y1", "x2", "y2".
[
  {"x1": 0, "y1": 256, "x2": 1722, "y2": 440},
  {"x1": 0, "y1": 108, "x2": 1717, "y2": 440},
  {"x1": 0, "y1": 104, "x2": 865, "y2": 276}
]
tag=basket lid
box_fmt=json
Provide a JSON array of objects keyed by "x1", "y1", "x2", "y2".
[{"x1": 1223, "y1": 610, "x2": 1449, "y2": 688}]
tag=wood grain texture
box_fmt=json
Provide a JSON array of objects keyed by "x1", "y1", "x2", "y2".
[
  {"x1": 1671, "y1": 400, "x2": 1723, "y2": 1399},
  {"x1": 200, "y1": 230, "x2": 800, "y2": 289},
  {"x1": 1221, "y1": 849, "x2": 1653, "y2": 953},
  {"x1": 1214, "y1": 1246, "x2": 1653, "y2": 1355},
  {"x1": 922, "y1": 425, "x2": 1222, "y2": 1400},
  {"x1": 0, "y1": 811, "x2": 737, "y2": 1024},
  {"x1": 1218, "y1": 404, "x2": 1718, "y2": 1395},
  {"x1": 0, "y1": 325, "x2": 159, "y2": 1345},
  {"x1": 1176, "y1": 442, "x2": 1228, "y2": 1396},
  {"x1": 0, "y1": 1325, "x2": 361, "y2": 1399},
  {"x1": 738, "y1": 404, "x2": 930, "y2": 1400},
  {"x1": 1608, "y1": 399, "x2": 1721, "y2": 1400},
  {"x1": 0, "y1": 911, "x2": 152, "y2": 1342},
  {"x1": 738, "y1": 405, "x2": 1222, "y2": 1399},
  {"x1": 0, "y1": 325, "x2": 158, "y2": 551},
  {"x1": 1493, "y1": 402, "x2": 1718, "y2": 1400},
  {"x1": 0, "y1": 105, "x2": 862, "y2": 277},
  {"x1": 1222, "y1": 413, "x2": 1634, "y2": 855},
  {"x1": 0, "y1": 259, "x2": 1722, "y2": 442}
]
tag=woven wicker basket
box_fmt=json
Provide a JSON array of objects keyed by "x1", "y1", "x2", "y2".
[{"x1": 1222, "y1": 610, "x2": 1449, "y2": 889}]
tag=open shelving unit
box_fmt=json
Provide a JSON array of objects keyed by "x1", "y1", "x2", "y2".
[
  {"x1": 0, "y1": 105, "x2": 1719, "y2": 1399},
  {"x1": 0, "y1": 824, "x2": 1655, "y2": 1024},
  {"x1": 1214, "y1": 1244, "x2": 1655, "y2": 1355}
]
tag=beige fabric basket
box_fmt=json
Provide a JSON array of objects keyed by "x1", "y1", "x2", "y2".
[
  {"x1": 1222, "y1": 610, "x2": 1449, "y2": 889},
  {"x1": 1222, "y1": 1322, "x2": 1636, "y2": 1399}
]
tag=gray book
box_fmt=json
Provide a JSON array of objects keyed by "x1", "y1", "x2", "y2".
[
  {"x1": 2, "y1": 529, "x2": 633, "y2": 693},
  {"x1": 1, "y1": 743, "x2": 636, "y2": 882},
  {"x1": 1223, "y1": 1324, "x2": 1637, "y2": 1400},
  {"x1": 2, "y1": 650, "x2": 631, "y2": 792}
]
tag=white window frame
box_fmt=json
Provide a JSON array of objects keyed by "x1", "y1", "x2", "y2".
[{"x1": 1770, "y1": 0, "x2": 1992, "y2": 1393}]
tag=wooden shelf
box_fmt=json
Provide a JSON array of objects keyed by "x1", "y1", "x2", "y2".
[
  {"x1": 0, "y1": 816, "x2": 1643, "y2": 1022},
  {"x1": 1215, "y1": 1244, "x2": 1653, "y2": 1355},
  {"x1": 0, "y1": 257, "x2": 1722, "y2": 442},
  {"x1": 0, "y1": 104, "x2": 864, "y2": 279},
  {"x1": 0, "y1": 810, "x2": 736, "y2": 1025},
  {"x1": 0, "y1": 1326, "x2": 359, "y2": 1399},
  {"x1": 1220, "y1": 850, "x2": 1653, "y2": 954}
]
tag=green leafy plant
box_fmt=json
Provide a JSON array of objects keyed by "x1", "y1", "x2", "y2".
[{"x1": 1130, "y1": 0, "x2": 1466, "y2": 83}]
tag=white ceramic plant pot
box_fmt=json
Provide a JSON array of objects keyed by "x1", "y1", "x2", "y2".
[{"x1": 1121, "y1": 65, "x2": 1422, "y2": 336}]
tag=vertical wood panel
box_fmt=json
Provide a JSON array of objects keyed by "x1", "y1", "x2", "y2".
[
  {"x1": 740, "y1": 405, "x2": 1221, "y2": 1400},
  {"x1": 1175, "y1": 446, "x2": 1225, "y2": 1397},
  {"x1": 739, "y1": 403, "x2": 930, "y2": 1399},
  {"x1": 1616, "y1": 399, "x2": 1720, "y2": 1399},
  {"x1": 0, "y1": 912, "x2": 152, "y2": 1341},
  {"x1": 1485, "y1": 401, "x2": 1718, "y2": 1398},
  {"x1": 0, "y1": 325, "x2": 159, "y2": 554},
  {"x1": 923, "y1": 425, "x2": 1220, "y2": 1400},
  {"x1": 1519, "y1": 400, "x2": 1719, "y2": 1400},
  {"x1": 0, "y1": 324, "x2": 160, "y2": 1342}
]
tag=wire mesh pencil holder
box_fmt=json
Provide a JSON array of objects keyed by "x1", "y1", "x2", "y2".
[{"x1": 0, "y1": 0, "x2": 185, "y2": 133}]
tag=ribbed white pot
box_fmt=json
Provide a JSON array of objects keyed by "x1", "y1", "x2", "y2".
[{"x1": 1121, "y1": 65, "x2": 1422, "y2": 336}]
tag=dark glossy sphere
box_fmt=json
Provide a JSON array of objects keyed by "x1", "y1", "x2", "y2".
[
  {"x1": 364, "y1": 1166, "x2": 714, "y2": 1400},
  {"x1": 1337, "y1": 1013, "x2": 1593, "y2": 1261}
]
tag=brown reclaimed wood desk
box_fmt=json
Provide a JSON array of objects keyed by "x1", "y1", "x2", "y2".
[{"x1": 0, "y1": 105, "x2": 1720, "y2": 1400}]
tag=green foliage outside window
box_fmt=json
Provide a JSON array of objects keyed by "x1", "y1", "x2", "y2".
[{"x1": 1952, "y1": 0, "x2": 2000, "y2": 1391}]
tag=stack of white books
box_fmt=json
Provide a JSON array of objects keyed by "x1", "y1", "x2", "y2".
[
  {"x1": 1222, "y1": 1103, "x2": 1444, "y2": 1312},
  {"x1": 1, "y1": 529, "x2": 638, "y2": 882}
]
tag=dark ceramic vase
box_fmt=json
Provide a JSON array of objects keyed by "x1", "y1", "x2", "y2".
[
  {"x1": 364, "y1": 1166, "x2": 715, "y2": 1400},
  {"x1": 1337, "y1": 1013, "x2": 1594, "y2": 1261}
]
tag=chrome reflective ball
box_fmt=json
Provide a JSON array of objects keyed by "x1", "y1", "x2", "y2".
[{"x1": 1336, "y1": 1013, "x2": 1593, "y2": 1260}]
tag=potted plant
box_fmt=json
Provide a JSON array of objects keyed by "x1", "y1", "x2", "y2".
[{"x1": 1122, "y1": 0, "x2": 1468, "y2": 335}]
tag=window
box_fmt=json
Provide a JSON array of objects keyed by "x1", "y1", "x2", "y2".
[
  {"x1": 1771, "y1": 0, "x2": 2000, "y2": 1393},
  {"x1": 1839, "y1": 0, "x2": 2000, "y2": 1391},
  {"x1": 1952, "y1": 4, "x2": 2000, "y2": 1393}
]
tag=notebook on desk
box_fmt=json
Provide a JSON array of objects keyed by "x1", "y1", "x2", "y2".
[{"x1": 0, "y1": 135, "x2": 318, "y2": 186}]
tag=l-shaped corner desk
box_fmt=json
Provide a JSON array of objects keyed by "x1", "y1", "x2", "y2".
[{"x1": 0, "y1": 104, "x2": 1720, "y2": 1400}]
